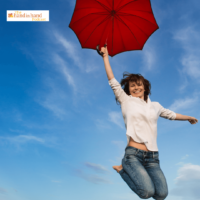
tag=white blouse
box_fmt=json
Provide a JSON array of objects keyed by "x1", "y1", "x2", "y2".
[{"x1": 108, "y1": 77, "x2": 176, "y2": 151}]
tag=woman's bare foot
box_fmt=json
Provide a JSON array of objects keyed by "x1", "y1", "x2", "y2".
[{"x1": 112, "y1": 164, "x2": 123, "y2": 173}]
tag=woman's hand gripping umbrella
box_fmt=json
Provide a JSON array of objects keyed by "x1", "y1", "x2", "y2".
[{"x1": 96, "y1": 44, "x2": 108, "y2": 57}]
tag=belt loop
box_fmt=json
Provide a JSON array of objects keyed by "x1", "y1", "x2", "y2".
[
  {"x1": 153, "y1": 152, "x2": 154, "y2": 158},
  {"x1": 134, "y1": 149, "x2": 139, "y2": 156}
]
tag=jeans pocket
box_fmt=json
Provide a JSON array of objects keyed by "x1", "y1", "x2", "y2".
[
  {"x1": 125, "y1": 148, "x2": 139, "y2": 156},
  {"x1": 124, "y1": 154, "x2": 136, "y2": 165},
  {"x1": 124, "y1": 151, "x2": 139, "y2": 165}
]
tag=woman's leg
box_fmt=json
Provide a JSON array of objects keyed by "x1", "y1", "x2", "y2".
[
  {"x1": 144, "y1": 156, "x2": 168, "y2": 200},
  {"x1": 120, "y1": 153, "x2": 155, "y2": 199}
]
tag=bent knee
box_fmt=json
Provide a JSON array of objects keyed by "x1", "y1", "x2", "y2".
[
  {"x1": 154, "y1": 191, "x2": 168, "y2": 199},
  {"x1": 139, "y1": 189, "x2": 155, "y2": 199}
]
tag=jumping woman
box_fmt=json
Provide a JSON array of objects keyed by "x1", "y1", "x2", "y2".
[{"x1": 97, "y1": 44, "x2": 198, "y2": 200}]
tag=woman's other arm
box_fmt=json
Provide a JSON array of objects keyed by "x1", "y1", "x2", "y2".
[
  {"x1": 100, "y1": 45, "x2": 114, "y2": 80},
  {"x1": 158, "y1": 103, "x2": 198, "y2": 124},
  {"x1": 175, "y1": 113, "x2": 198, "y2": 124}
]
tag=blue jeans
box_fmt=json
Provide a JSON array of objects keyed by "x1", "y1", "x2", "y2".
[{"x1": 119, "y1": 146, "x2": 168, "y2": 200}]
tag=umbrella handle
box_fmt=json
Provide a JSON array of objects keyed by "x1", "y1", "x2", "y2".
[{"x1": 96, "y1": 44, "x2": 107, "y2": 57}]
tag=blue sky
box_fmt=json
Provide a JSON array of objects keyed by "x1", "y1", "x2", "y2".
[{"x1": 1, "y1": 0, "x2": 200, "y2": 200}]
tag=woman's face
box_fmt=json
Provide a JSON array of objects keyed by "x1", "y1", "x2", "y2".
[{"x1": 129, "y1": 80, "x2": 145, "y2": 100}]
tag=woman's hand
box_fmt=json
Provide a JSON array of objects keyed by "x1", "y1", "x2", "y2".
[
  {"x1": 188, "y1": 117, "x2": 198, "y2": 124},
  {"x1": 96, "y1": 44, "x2": 108, "y2": 59},
  {"x1": 100, "y1": 44, "x2": 109, "y2": 59}
]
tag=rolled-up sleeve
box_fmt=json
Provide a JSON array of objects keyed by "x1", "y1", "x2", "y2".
[
  {"x1": 108, "y1": 78, "x2": 129, "y2": 104},
  {"x1": 158, "y1": 103, "x2": 176, "y2": 120}
]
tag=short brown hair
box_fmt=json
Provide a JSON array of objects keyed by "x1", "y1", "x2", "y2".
[{"x1": 116, "y1": 72, "x2": 151, "y2": 104}]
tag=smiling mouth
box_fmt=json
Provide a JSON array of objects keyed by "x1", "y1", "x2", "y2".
[{"x1": 133, "y1": 91, "x2": 141, "y2": 94}]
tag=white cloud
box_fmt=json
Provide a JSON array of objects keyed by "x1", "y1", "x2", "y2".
[
  {"x1": 108, "y1": 111, "x2": 124, "y2": 129},
  {"x1": 35, "y1": 78, "x2": 69, "y2": 119},
  {"x1": 181, "y1": 154, "x2": 189, "y2": 160},
  {"x1": 32, "y1": 29, "x2": 102, "y2": 117},
  {"x1": 52, "y1": 53, "x2": 77, "y2": 93},
  {"x1": 112, "y1": 140, "x2": 126, "y2": 150},
  {"x1": 84, "y1": 162, "x2": 109, "y2": 173},
  {"x1": 173, "y1": 26, "x2": 200, "y2": 80},
  {"x1": 170, "y1": 163, "x2": 200, "y2": 200},
  {"x1": 9, "y1": 129, "x2": 24, "y2": 134},
  {"x1": 37, "y1": 99, "x2": 67, "y2": 119},
  {"x1": 19, "y1": 27, "x2": 102, "y2": 118},
  {"x1": 74, "y1": 169, "x2": 112, "y2": 184},
  {"x1": 177, "y1": 68, "x2": 189, "y2": 92},
  {"x1": 95, "y1": 119, "x2": 111, "y2": 130},
  {"x1": 142, "y1": 45, "x2": 156, "y2": 71},
  {"x1": 0, "y1": 134, "x2": 62, "y2": 150},
  {"x1": 53, "y1": 31, "x2": 83, "y2": 69},
  {"x1": 51, "y1": 180, "x2": 61, "y2": 183},
  {"x1": 175, "y1": 162, "x2": 185, "y2": 166},
  {"x1": 110, "y1": 141, "x2": 125, "y2": 163},
  {"x1": 174, "y1": 163, "x2": 200, "y2": 183},
  {"x1": 181, "y1": 55, "x2": 200, "y2": 78},
  {"x1": 52, "y1": 30, "x2": 99, "y2": 73},
  {"x1": 169, "y1": 96, "x2": 198, "y2": 112},
  {"x1": 0, "y1": 135, "x2": 44, "y2": 144},
  {"x1": 95, "y1": 111, "x2": 125, "y2": 130},
  {"x1": 173, "y1": 26, "x2": 200, "y2": 48},
  {"x1": 0, "y1": 187, "x2": 7, "y2": 194}
]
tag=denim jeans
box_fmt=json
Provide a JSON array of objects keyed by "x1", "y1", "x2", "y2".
[{"x1": 119, "y1": 146, "x2": 168, "y2": 200}]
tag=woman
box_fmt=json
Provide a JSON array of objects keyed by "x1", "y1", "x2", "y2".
[{"x1": 97, "y1": 44, "x2": 198, "y2": 200}]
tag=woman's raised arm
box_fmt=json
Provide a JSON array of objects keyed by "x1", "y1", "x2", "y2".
[
  {"x1": 98, "y1": 45, "x2": 129, "y2": 104},
  {"x1": 100, "y1": 45, "x2": 114, "y2": 80}
]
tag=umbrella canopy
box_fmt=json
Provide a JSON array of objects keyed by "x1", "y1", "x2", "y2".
[{"x1": 69, "y1": 0, "x2": 159, "y2": 57}]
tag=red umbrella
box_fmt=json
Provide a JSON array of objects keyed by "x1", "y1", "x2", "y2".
[{"x1": 69, "y1": 0, "x2": 159, "y2": 57}]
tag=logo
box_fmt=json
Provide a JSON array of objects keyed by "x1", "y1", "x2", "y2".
[
  {"x1": 8, "y1": 13, "x2": 13, "y2": 18},
  {"x1": 7, "y1": 10, "x2": 49, "y2": 22}
]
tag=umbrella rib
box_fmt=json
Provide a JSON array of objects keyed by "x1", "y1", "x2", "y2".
[
  {"x1": 94, "y1": 0, "x2": 111, "y2": 12},
  {"x1": 70, "y1": 12, "x2": 109, "y2": 27},
  {"x1": 105, "y1": 0, "x2": 112, "y2": 9},
  {"x1": 115, "y1": 17, "x2": 126, "y2": 51},
  {"x1": 112, "y1": 0, "x2": 114, "y2": 52},
  {"x1": 75, "y1": 14, "x2": 109, "y2": 37},
  {"x1": 112, "y1": 16, "x2": 114, "y2": 53},
  {"x1": 116, "y1": 0, "x2": 138, "y2": 12},
  {"x1": 118, "y1": 11, "x2": 158, "y2": 27},
  {"x1": 99, "y1": 16, "x2": 112, "y2": 47},
  {"x1": 83, "y1": 15, "x2": 111, "y2": 46},
  {"x1": 114, "y1": 0, "x2": 124, "y2": 11},
  {"x1": 75, "y1": 7, "x2": 108, "y2": 12},
  {"x1": 119, "y1": 10, "x2": 152, "y2": 14},
  {"x1": 117, "y1": 14, "x2": 151, "y2": 37},
  {"x1": 115, "y1": 14, "x2": 142, "y2": 49},
  {"x1": 125, "y1": 18, "x2": 148, "y2": 37}
]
